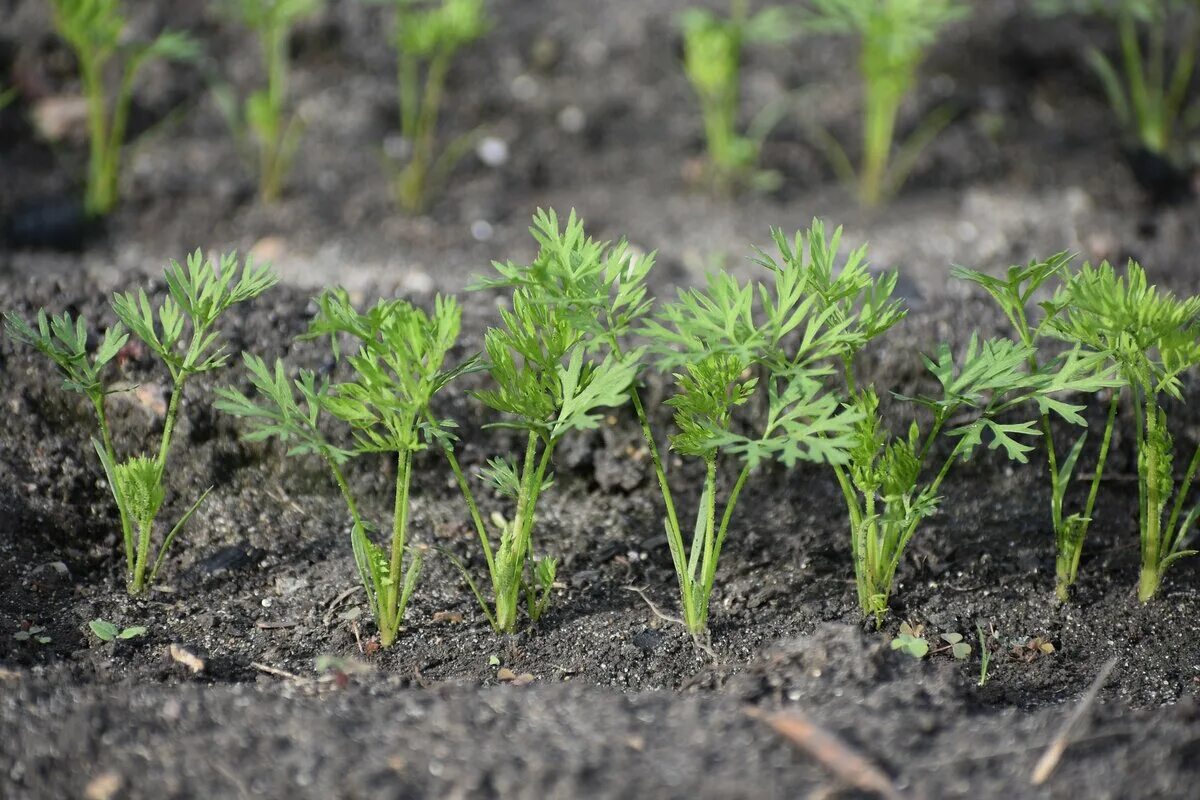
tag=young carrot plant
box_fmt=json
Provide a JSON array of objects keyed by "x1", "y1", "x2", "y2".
[
  {"x1": 216, "y1": 291, "x2": 470, "y2": 646},
  {"x1": 680, "y1": 0, "x2": 797, "y2": 193},
  {"x1": 436, "y1": 211, "x2": 642, "y2": 633},
  {"x1": 747, "y1": 222, "x2": 1108, "y2": 624},
  {"x1": 215, "y1": 0, "x2": 323, "y2": 203},
  {"x1": 377, "y1": 0, "x2": 490, "y2": 212},
  {"x1": 641, "y1": 224, "x2": 865, "y2": 637},
  {"x1": 5, "y1": 252, "x2": 277, "y2": 594},
  {"x1": 48, "y1": 0, "x2": 198, "y2": 216},
  {"x1": 1037, "y1": 0, "x2": 1199, "y2": 161},
  {"x1": 1047, "y1": 261, "x2": 1200, "y2": 601},
  {"x1": 954, "y1": 256, "x2": 1122, "y2": 600},
  {"x1": 804, "y1": 0, "x2": 968, "y2": 207}
]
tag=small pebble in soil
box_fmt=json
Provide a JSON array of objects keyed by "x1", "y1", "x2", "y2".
[
  {"x1": 631, "y1": 629, "x2": 662, "y2": 653},
  {"x1": 510, "y1": 74, "x2": 539, "y2": 103},
  {"x1": 471, "y1": 220, "x2": 494, "y2": 241},
  {"x1": 558, "y1": 105, "x2": 586, "y2": 134},
  {"x1": 476, "y1": 137, "x2": 509, "y2": 167}
]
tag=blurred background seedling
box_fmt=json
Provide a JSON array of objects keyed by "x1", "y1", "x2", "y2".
[
  {"x1": 679, "y1": 0, "x2": 799, "y2": 194},
  {"x1": 803, "y1": 0, "x2": 969, "y2": 207},
  {"x1": 214, "y1": 0, "x2": 324, "y2": 203},
  {"x1": 374, "y1": 0, "x2": 490, "y2": 212},
  {"x1": 47, "y1": 0, "x2": 198, "y2": 216}
]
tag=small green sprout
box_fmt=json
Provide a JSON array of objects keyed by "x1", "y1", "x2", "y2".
[
  {"x1": 215, "y1": 0, "x2": 323, "y2": 203},
  {"x1": 1036, "y1": 0, "x2": 1199, "y2": 162},
  {"x1": 438, "y1": 211, "x2": 642, "y2": 633},
  {"x1": 5, "y1": 252, "x2": 277, "y2": 595},
  {"x1": 47, "y1": 0, "x2": 198, "y2": 216},
  {"x1": 0, "y1": 82, "x2": 16, "y2": 111},
  {"x1": 89, "y1": 619, "x2": 146, "y2": 641},
  {"x1": 679, "y1": 0, "x2": 797, "y2": 193},
  {"x1": 890, "y1": 620, "x2": 928, "y2": 658},
  {"x1": 641, "y1": 221, "x2": 863, "y2": 638},
  {"x1": 976, "y1": 623, "x2": 994, "y2": 686},
  {"x1": 13, "y1": 625, "x2": 52, "y2": 645},
  {"x1": 217, "y1": 291, "x2": 468, "y2": 647},
  {"x1": 804, "y1": 0, "x2": 969, "y2": 207},
  {"x1": 375, "y1": 0, "x2": 490, "y2": 212},
  {"x1": 954, "y1": 256, "x2": 1122, "y2": 600},
  {"x1": 1047, "y1": 260, "x2": 1200, "y2": 601}
]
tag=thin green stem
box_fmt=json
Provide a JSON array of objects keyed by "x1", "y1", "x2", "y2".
[{"x1": 385, "y1": 447, "x2": 414, "y2": 632}]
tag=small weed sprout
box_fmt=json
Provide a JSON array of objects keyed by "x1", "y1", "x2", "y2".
[
  {"x1": 976, "y1": 623, "x2": 993, "y2": 686},
  {"x1": 954, "y1": 257, "x2": 1122, "y2": 600},
  {"x1": 439, "y1": 211, "x2": 643, "y2": 633},
  {"x1": 680, "y1": 0, "x2": 797, "y2": 193},
  {"x1": 1047, "y1": 261, "x2": 1200, "y2": 601},
  {"x1": 47, "y1": 0, "x2": 198, "y2": 216},
  {"x1": 890, "y1": 620, "x2": 928, "y2": 658},
  {"x1": 89, "y1": 619, "x2": 146, "y2": 641},
  {"x1": 1037, "y1": 0, "x2": 1199, "y2": 162},
  {"x1": 5, "y1": 252, "x2": 277, "y2": 595},
  {"x1": 377, "y1": 0, "x2": 490, "y2": 212},
  {"x1": 804, "y1": 0, "x2": 968, "y2": 207},
  {"x1": 215, "y1": 0, "x2": 323, "y2": 203},
  {"x1": 642, "y1": 221, "x2": 862, "y2": 637},
  {"x1": 217, "y1": 291, "x2": 468, "y2": 646},
  {"x1": 13, "y1": 625, "x2": 51, "y2": 645}
]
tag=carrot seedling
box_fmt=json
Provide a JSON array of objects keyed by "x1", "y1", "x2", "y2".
[
  {"x1": 375, "y1": 0, "x2": 490, "y2": 212},
  {"x1": 436, "y1": 211, "x2": 643, "y2": 633},
  {"x1": 214, "y1": 0, "x2": 323, "y2": 203},
  {"x1": 804, "y1": 0, "x2": 968, "y2": 207},
  {"x1": 954, "y1": 256, "x2": 1122, "y2": 600},
  {"x1": 641, "y1": 222, "x2": 863, "y2": 638},
  {"x1": 5, "y1": 252, "x2": 277, "y2": 594},
  {"x1": 48, "y1": 0, "x2": 198, "y2": 216},
  {"x1": 746, "y1": 223, "x2": 1107, "y2": 624},
  {"x1": 1047, "y1": 261, "x2": 1200, "y2": 601},
  {"x1": 217, "y1": 291, "x2": 469, "y2": 646},
  {"x1": 1037, "y1": 0, "x2": 1199, "y2": 162},
  {"x1": 680, "y1": 0, "x2": 798, "y2": 193}
]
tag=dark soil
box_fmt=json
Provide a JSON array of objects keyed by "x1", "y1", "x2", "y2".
[{"x1": 2, "y1": 1, "x2": 1200, "y2": 798}]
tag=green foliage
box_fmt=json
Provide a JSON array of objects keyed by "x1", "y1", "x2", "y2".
[
  {"x1": 436, "y1": 212, "x2": 644, "y2": 633},
  {"x1": 89, "y1": 619, "x2": 147, "y2": 641},
  {"x1": 375, "y1": 0, "x2": 490, "y2": 211},
  {"x1": 6, "y1": 251, "x2": 276, "y2": 595},
  {"x1": 803, "y1": 0, "x2": 969, "y2": 206},
  {"x1": 679, "y1": 0, "x2": 798, "y2": 193},
  {"x1": 954, "y1": 255, "x2": 1121, "y2": 600},
  {"x1": 47, "y1": 0, "x2": 198, "y2": 216},
  {"x1": 1037, "y1": 0, "x2": 1200, "y2": 160},
  {"x1": 0, "y1": 82, "x2": 16, "y2": 111},
  {"x1": 890, "y1": 621, "x2": 928, "y2": 657},
  {"x1": 641, "y1": 219, "x2": 866, "y2": 636},
  {"x1": 13, "y1": 625, "x2": 51, "y2": 645},
  {"x1": 215, "y1": 0, "x2": 323, "y2": 203},
  {"x1": 217, "y1": 291, "x2": 466, "y2": 646},
  {"x1": 1047, "y1": 260, "x2": 1200, "y2": 600}
]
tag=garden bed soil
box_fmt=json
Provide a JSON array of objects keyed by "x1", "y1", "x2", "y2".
[{"x1": 3, "y1": 0, "x2": 1200, "y2": 798}]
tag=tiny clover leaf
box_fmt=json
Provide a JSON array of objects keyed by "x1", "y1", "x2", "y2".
[
  {"x1": 891, "y1": 621, "x2": 929, "y2": 659},
  {"x1": 939, "y1": 632, "x2": 972, "y2": 660}
]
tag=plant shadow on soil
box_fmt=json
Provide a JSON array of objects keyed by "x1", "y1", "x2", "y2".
[{"x1": 4, "y1": 0, "x2": 1200, "y2": 796}]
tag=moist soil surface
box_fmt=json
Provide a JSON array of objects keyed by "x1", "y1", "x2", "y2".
[{"x1": 3, "y1": 1, "x2": 1200, "y2": 798}]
